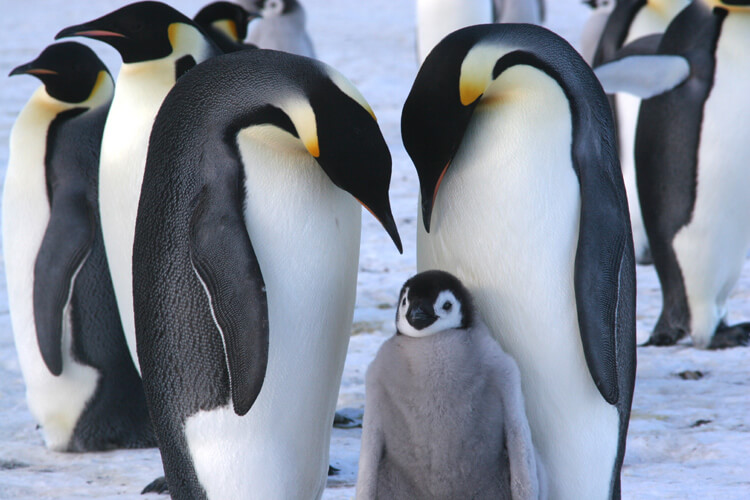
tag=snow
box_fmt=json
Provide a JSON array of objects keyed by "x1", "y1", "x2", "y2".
[{"x1": 0, "y1": 0, "x2": 748, "y2": 498}]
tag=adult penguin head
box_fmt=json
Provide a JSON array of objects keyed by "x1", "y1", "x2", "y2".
[
  {"x1": 56, "y1": 1, "x2": 215, "y2": 63},
  {"x1": 194, "y1": 1, "x2": 258, "y2": 46},
  {"x1": 298, "y1": 67, "x2": 403, "y2": 253},
  {"x1": 9, "y1": 41, "x2": 113, "y2": 106}
]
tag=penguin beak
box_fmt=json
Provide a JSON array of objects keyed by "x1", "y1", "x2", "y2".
[
  {"x1": 56, "y1": 24, "x2": 127, "y2": 42},
  {"x1": 8, "y1": 62, "x2": 57, "y2": 78},
  {"x1": 407, "y1": 304, "x2": 437, "y2": 330}
]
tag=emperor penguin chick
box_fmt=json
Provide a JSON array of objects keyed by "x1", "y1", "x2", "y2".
[{"x1": 357, "y1": 270, "x2": 546, "y2": 500}]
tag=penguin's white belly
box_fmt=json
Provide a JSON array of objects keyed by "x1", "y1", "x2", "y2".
[
  {"x1": 184, "y1": 126, "x2": 361, "y2": 499},
  {"x1": 417, "y1": 66, "x2": 619, "y2": 500},
  {"x1": 672, "y1": 15, "x2": 750, "y2": 347},
  {"x1": 416, "y1": 0, "x2": 493, "y2": 62},
  {"x1": 2, "y1": 96, "x2": 98, "y2": 450},
  {"x1": 99, "y1": 70, "x2": 173, "y2": 372},
  {"x1": 617, "y1": 6, "x2": 681, "y2": 262}
]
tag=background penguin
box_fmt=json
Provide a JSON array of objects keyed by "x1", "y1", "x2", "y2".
[
  {"x1": 242, "y1": 0, "x2": 316, "y2": 57},
  {"x1": 194, "y1": 1, "x2": 259, "y2": 52},
  {"x1": 356, "y1": 270, "x2": 546, "y2": 500},
  {"x1": 415, "y1": 0, "x2": 545, "y2": 63},
  {"x1": 132, "y1": 48, "x2": 401, "y2": 498},
  {"x1": 579, "y1": 0, "x2": 616, "y2": 64},
  {"x1": 595, "y1": 0, "x2": 750, "y2": 349},
  {"x1": 402, "y1": 24, "x2": 636, "y2": 499},
  {"x1": 3, "y1": 42, "x2": 154, "y2": 452},
  {"x1": 592, "y1": 0, "x2": 691, "y2": 264},
  {"x1": 56, "y1": 1, "x2": 223, "y2": 371}
]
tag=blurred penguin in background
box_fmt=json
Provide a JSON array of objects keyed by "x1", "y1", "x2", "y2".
[
  {"x1": 416, "y1": 0, "x2": 545, "y2": 63},
  {"x1": 242, "y1": 0, "x2": 316, "y2": 57},
  {"x1": 194, "y1": 1, "x2": 259, "y2": 52}
]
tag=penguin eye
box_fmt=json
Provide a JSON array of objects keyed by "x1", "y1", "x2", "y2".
[
  {"x1": 401, "y1": 297, "x2": 407, "y2": 307},
  {"x1": 442, "y1": 301, "x2": 452, "y2": 312}
]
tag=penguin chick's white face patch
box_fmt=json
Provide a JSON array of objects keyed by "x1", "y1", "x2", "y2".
[
  {"x1": 262, "y1": 0, "x2": 285, "y2": 17},
  {"x1": 397, "y1": 288, "x2": 463, "y2": 337}
]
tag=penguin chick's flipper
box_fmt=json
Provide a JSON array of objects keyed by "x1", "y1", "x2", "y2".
[
  {"x1": 141, "y1": 476, "x2": 168, "y2": 495},
  {"x1": 33, "y1": 186, "x2": 95, "y2": 376},
  {"x1": 189, "y1": 180, "x2": 269, "y2": 416},
  {"x1": 594, "y1": 39, "x2": 690, "y2": 99},
  {"x1": 708, "y1": 322, "x2": 750, "y2": 349}
]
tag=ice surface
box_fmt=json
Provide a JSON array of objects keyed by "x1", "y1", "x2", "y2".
[{"x1": 0, "y1": 1, "x2": 747, "y2": 499}]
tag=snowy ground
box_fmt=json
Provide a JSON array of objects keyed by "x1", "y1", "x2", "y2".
[{"x1": 1, "y1": 0, "x2": 748, "y2": 498}]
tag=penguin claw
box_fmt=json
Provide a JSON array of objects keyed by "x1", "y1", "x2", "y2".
[
  {"x1": 708, "y1": 323, "x2": 750, "y2": 349},
  {"x1": 141, "y1": 476, "x2": 169, "y2": 495},
  {"x1": 643, "y1": 330, "x2": 684, "y2": 347}
]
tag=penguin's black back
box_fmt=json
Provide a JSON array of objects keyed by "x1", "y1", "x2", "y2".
[{"x1": 44, "y1": 103, "x2": 155, "y2": 451}]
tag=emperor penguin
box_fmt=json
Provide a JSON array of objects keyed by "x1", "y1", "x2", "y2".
[
  {"x1": 416, "y1": 0, "x2": 545, "y2": 64},
  {"x1": 595, "y1": 0, "x2": 750, "y2": 348},
  {"x1": 194, "y1": 1, "x2": 259, "y2": 53},
  {"x1": 3, "y1": 42, "x2": 154, "y2": 452},
  {"x1": 55, "y1": 1, "x2": 223, "y2": 371},
  {"x1": 357, "y1": 270, "x2": 546, "y2": 500},
  {"x1": 579, "y1": 0, "x2": 616, "y2": 64},
  {"x1": 402, "y1": 24, "x2": 636, "y2": 500},
  {"x1": 592, "y1": 0, "x2": 691, "y2": 264},
  {"x1": 243, "y1": 0, "x2": 317, "y2": 57},
  {"x1": 132, "y1": 48, "x2": 402, "y2": 498}
]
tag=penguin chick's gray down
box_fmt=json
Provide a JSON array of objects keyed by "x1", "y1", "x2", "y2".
[{"x1": 356, "y1": 270, "x2": 546, "y2": 500}]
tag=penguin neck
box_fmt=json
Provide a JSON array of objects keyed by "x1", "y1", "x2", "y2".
[{"x1": 117, "y1": 24, "x2": 216, "y2": 86}]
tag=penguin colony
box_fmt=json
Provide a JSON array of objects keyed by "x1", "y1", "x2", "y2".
[{"x1": 2, "y1": 0, "x2": 748, "y2": 498}]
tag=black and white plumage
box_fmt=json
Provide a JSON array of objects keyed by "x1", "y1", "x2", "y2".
[
  {"x1": 357, "y1": 271, "x2": 546, "y2": 499},
  {"x1": 591, "y1": 0, "x2": 690, "y2": 265},
  {"x1": 596, "y1": 0, "x2": 750, "y2": 349},
  {"x1": 3, "y1": 42, "x2": 154, "y2": 452},
  {"x1": 55, "y1": 1, "x2": 223, "y2": 371},
  {"x1": 133, "y1": 48, "x2": 400, "y2": 498},
  {"x1": 402, "y1": 24, "x2": 636, "y2": 499},
  {"x1": 194, "y1": 1, "x2": 258, "y2": 53}
]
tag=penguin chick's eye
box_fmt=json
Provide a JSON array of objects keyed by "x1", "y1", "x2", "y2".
[
  {"x1": 442, "y1": 301, "x2": 452, "y2": 312},
  {"x1": 401, "y1": 297, "x2": 407, "y2": 307}
]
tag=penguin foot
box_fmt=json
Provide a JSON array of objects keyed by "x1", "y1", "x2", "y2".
[
  {"x1": 635, "y1": 246, "x2": 653, "y2": 266},
  {"x1": 333, "y1": 408, "x2": 364, "y2": 429},
  {"x1": 708, "y1": 323, "x2": 750, "y2": 349},
  {"x1": 328, "y1": 465, "x2": 340, "y2": 476},
  {"x1": 141, "y1": 476, "x2": 169, "y2": 495},
  {"x1": 643, "y1": 328, "x2": 685, "y2": 347}
]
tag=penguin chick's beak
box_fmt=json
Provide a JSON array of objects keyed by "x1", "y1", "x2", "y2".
[{"x1": 407, "y1": 304, "x2": 437, "y2": 330}]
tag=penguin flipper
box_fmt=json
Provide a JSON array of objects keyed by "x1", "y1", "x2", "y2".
[
  {"x1": 594, "y1": 44, "x2": 690, "y2": 99},
  {"x1": 189, "y1": 184, "x2": 268, "y2": 416},
  {"x1": 574, "y1": 180, "x2": 634, "y2": 405},
  {"x1": 33, "y1": 191, "x2": 95, "y2": 376}
]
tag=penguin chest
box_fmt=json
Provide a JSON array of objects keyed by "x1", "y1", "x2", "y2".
[
  {"x1": 183, "y1": 126, "x2": 361, "y2": 499},
  {"x1": 416, "y1": 0, "x2": 493, "y2": 61},
  {"x1": 2, "y1": 98, "x2": 98, "y2": 450},
  {"x1": 98, "y1": 70, "x2": 174, "y2": 368}
]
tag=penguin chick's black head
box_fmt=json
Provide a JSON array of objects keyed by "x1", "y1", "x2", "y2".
[
  {"x1": 194, "y1": 1, "x2": 254, "y2": 43},
  {"x1": 9, "y1": 42, "x2": 109, "y2": 103},
  {"x1": 396, "y1": 270, "x2": 474, "y2": 337},
  {"x1": 55, "y1": 1, "x2": 201, "y2": 63}
]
